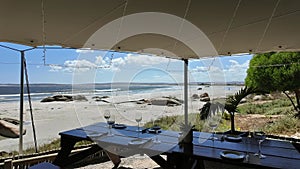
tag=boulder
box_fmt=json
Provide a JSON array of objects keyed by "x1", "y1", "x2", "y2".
[
  {"x1": 73, "y1": 95, "x2": 88, "y2": 101},
  {"x1": 92, "y1": 96, "x2": 109, "y2": 99},
  {"x1": 200, "y1": 97, "x2": 210, "y2": 102},
  {"x1": 55, "y1": 96, "x2": 71, "y2": 102},
  {"x1": 199, "y1": 93, "x2": 210, "y2": 101},
  {"x1": 41, "y1": 97, "x2": 55, "y2": 102},
  {"x1": 41, "y1": 95, "x2": 88, "y2": 102},
  {"x1": 53, "y1": 95, "x2": 73, "y2": 100},
  {"x1": 162, "y1": 96, "x2": 183, "y2": 104},
  {"x1": 0, "y1": 117, "x2": 20, "y2": 125},
  {"x1": 192, "y1": 94, "x2": 200, "y2": 99},
  {"x1": 253, "y1": 95, "x2": 263, "y2": 101},
  {"x1": 200, "y1": 93, "x2": 209, "y2": 98},
  {"x1": 240, "y1": 98, "x2": 247, "y2": 104},
  {"x1": 151, "y1": 98, "x2": 182, "y2": 106},
  {"x1": 0, "y1": 120, "x2": 26, "y2": 138}
]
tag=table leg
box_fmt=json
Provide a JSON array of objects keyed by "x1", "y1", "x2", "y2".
[
  {"x1": 53, "y1": 136, "x2": 77, "y2": 167},
  {"x1": 150, "y1": 155, "x2": 174, "y2": 169}
]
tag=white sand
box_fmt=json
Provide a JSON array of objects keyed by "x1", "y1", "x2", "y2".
[{"x1": 0, "y1": 85, "x2": 241, "y2": 152}]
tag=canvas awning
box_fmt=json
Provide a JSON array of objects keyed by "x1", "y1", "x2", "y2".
[
  {"x1": 1, "y1": 0, "x2": 300, "y2": 59},
  {"x1": 1, "y1": 0, "x2": 300, "y2": 154}
]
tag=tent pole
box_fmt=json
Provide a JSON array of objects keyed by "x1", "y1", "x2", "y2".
[
  {"x1": 19, "y1": 51, "x2": 24, "y2": 154},
  {"x1": 184, "y1": 59, "x2": 188, "y2": 126}
]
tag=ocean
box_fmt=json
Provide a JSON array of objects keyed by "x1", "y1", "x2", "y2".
[
  {"x1": 0, "y1": 83, "x2": 244, "y2": 103},
  {"x1": 0, "y1": 83, "x2": 181, "y2": 103}
]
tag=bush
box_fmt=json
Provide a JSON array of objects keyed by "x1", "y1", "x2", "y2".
[
  {"x1": 237, "y1": 98, "x2": 294, "y2": 115},
  {"x1": 263, "y1": 115, "x2": 300, "y2": 135}
]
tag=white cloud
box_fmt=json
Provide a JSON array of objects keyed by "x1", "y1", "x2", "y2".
[
  {"x1": 125, "y1": 54, "x2": 170, "y2": 66},
  {"x1": 109, "y1": 57, "x2": 126, "y2": 71},
  {"x1": 191, "y1": 59, "x2": 250, "y2": 82},
  {"x1": 193, "y1": 66, "x2": 208, "y2": 72},
  {"x1": 49, "y1": 65, "x2": 63, "y2": 72},
  {"x1": 95, "y1": 55, "x2": 106, "y2": 65},
  {"x1": 49, "y1": 60, "x2": 98, "y2": 73},
  {"x1": 224, "y1": 60, "x2": 249, "y2": 81},
  {"x1": 75, "y1": 48, "x2": 94, "y2": 53},
  {"x1": 64, "y1": 60, "x2": 97, "y2": 72}
]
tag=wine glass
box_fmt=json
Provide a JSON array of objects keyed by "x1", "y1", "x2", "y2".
[
  {"x1": 135, "y1": 112, "x2": 142, "y2": 137},
  {"x1": 244, "y1": 131, "x2": 251, "y2": 162},
  {"x1": 104, "y1": 110, "x2": 111, "y2": 127},
  {"x1": 107, "y1": 115, "x2": 115, "y2": 136},
  {"x1": 153, "y1": 125, "x2": 161, "y2": 144},
  {"x1": 208, "y1": 120, "x2": 218, "y2": 141},
  {"x1": 253, "y1": 131, "x2": 266, "y2": 159}
]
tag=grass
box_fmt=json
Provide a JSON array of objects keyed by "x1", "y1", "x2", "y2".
[
  {"x1": 237, "y1": 97, "x2": 295, "y2": 115},
  {"x1": 144, "y1": 96, "x2": 299, "y2": 137},
  {"x1": 0, "y1": 138, "x2": 92, "y2": 159},
  {"x1": 144, "y1": 113, "x2": 231, "y2": 133},
  {"x1": 263, "y1": 115, "x2": 300, "y2": 135}
]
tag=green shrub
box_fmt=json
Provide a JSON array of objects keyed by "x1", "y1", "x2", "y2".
[
  {"x1": 263, "y1": 115, "x2": 300, "y2": 135},
  {"x1": 237, "y1": 98, "x2": 294, "y2": 115}
]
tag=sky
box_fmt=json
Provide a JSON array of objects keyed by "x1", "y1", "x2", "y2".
[{"x1": 0, "y1": 42, "x2": 253, "y2": 84}]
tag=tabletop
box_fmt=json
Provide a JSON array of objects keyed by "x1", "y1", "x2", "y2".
[{"x1": 57, "y1": 122, "x2": 300, "y2": 169}]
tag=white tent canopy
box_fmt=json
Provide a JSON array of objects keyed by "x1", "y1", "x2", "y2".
[
  {"x1": 1, "y1": 0, "x2": 300, "y2": 154},
  {"x1": 1, "y1": 0, "x2": 300, "y2": 59}
]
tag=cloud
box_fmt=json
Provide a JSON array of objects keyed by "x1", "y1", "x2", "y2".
[
  {"x1": 224, "y1": 59, "x2": 249, "y2": 81},
  {"x1": 193, "y1": 66, "x2": 208, "y2": 72},
  {"x1": 64, "y1": 60, "x2": 97, "y2": 72},
  {"x1": 95, "y1": 55, "x2": 106, "y2": 65},
  {"x1": 49, "y1": 65, "x2": 63, "y2": 72},
  {"x1": 75, "y1": 48, "x2": 94, "y2": 53},
  {"x1": 191, "y1": 59, "x2": 250, "y2": 82},
  {"x1": 49, "y1": 60, "x2": 98, "y2": 73},
  {"x1": 125, "y1": 54, "x2": 170, "y2": 66}
]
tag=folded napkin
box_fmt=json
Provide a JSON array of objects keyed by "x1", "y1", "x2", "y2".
[
  {"x1": 128, "y1": 138, "x2": 153, "y2": 148},
  {"x1": 88, "y1": 132, "x2": 108, "y2": 139}
]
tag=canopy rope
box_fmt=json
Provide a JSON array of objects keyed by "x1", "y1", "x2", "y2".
[
  {"x1": 255, "y1": 0, "x2": 281, "y2": 52},
  {"x1": 171, "y1": 0, "x2": 192, "y2": 52},
  {"x1": 24, "y1": 57, "x2": 38, "y2": 153},
  {"x1": 218, "y1": 0, "x2": 241, "y2": 53},
  {"x1": 41, "y1": 0, "x2": 47, "y2": 65}
]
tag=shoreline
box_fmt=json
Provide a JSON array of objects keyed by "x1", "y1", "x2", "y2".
[{"x1": 0, "y1": 85, "x2": 242, "y2": 152}]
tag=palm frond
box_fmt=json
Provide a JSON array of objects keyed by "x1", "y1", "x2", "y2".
[{"x1": 225, "y1": 86, "x2": 256, "y2": 113}]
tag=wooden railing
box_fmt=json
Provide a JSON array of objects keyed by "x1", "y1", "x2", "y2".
[
  {"x1": 0, "y1": 147, "x2": 107, "y2": 169},
  {"x1": 2, "y1": 153, "x2": 57, "y2": 169}
]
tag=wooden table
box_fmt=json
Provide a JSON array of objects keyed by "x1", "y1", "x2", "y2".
[
  {"x1": 53, "y1": 122, "x2": 300, "y2": 169},
  {"x1": 169, "y1": 132, "x2": 300, "y2": 169},
  {"x1": 53, "y1": 122, "x2": 178, "y2": 168}
]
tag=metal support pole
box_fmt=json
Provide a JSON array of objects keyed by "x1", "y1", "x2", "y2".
[
  {"x1": 19, "y1": 51, "x2": 24, "y2": 154},
  {"x1": 184, "y1": 59, "x2": 188, "y2": 126}
]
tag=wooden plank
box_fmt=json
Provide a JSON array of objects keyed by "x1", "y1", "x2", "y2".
[{"x1": 3, "y1": 159, "x2": 12, "y2": 169}]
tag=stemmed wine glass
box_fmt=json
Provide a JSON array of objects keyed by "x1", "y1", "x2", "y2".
[
  {"x1": 208, "y1": 120, "x2": 218, "y2": 141},
  {"x1": 152, "y1": 120, "x2": 161, "y2": 144},
  {"x1": 208, "y1": 113, "x2": 221, "y2": 141},
  {"x1": 153, "y1": 125, "x2": 161, "y2": 144},
  {"x1": 253, "y1": 131, "x2": 266, "y2": 158},
  {"x1": 104, "y1": 110, "x2": 111, "y2": 127},
  {"x1": 107, "y1": 115, "x2": 115, "y2": 136},
  {"x1": 135, "y1": 112, "x2": 142, "y2": 138}
]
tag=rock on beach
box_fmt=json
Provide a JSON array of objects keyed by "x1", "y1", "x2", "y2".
[
  {"x1": 0, "y1": 120, "x2": 26, "y2": 138},
  {"x1": 200, "y1": 93, "x2": 210, "y2": 102},
  {"x1": 41, "y1": 95, "x2": 88, "y2": 102},
  {"x1": 150, "y1": 98, "x2": 182, "y2": 106}
]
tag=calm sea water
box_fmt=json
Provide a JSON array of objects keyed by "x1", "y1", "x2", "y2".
[{"x1": 0, "y1": 84, "x2": 177, "y2": 103}]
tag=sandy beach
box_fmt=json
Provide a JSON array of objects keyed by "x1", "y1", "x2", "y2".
[{"x1": 0, "y1": 85, "x2": 241, "y2": 152}]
